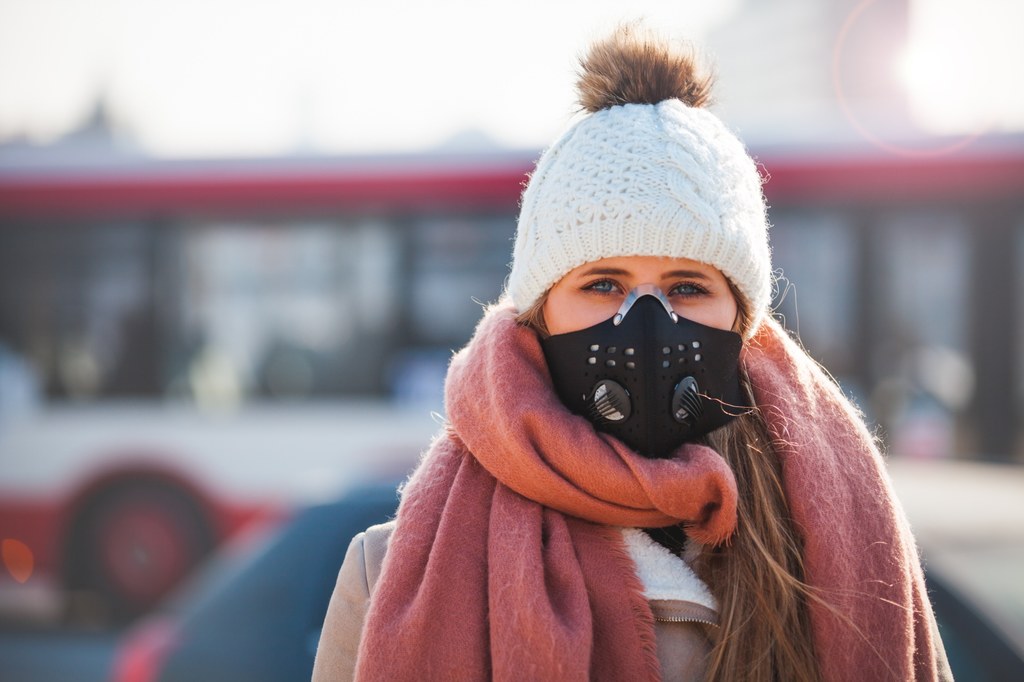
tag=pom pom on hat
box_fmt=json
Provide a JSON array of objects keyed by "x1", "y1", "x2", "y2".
[
  {"x1": 576, "y1": 23, "x2": 713, "y2": 112},
  {"x1": 506, "y1": 25, "x2": 772, "y2": 338}
]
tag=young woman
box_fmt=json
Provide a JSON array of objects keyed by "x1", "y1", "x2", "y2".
[{"x1": 313, "y1": 26, "x2": 951, "y2": 682}]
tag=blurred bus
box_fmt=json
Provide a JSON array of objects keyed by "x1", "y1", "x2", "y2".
[
  {"x1": 0, "y1": 150, "x2": 529, "y2": 623},
  {"x1": 1, "y1": 138, "x2": 1023, "y2": 623}
]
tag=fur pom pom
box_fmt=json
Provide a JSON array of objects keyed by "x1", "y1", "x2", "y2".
[{"x1": 576, "y1": 24, "x2": 714, "y2": 113}]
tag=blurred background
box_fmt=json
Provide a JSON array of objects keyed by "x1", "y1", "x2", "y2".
[{"x1": 1, "y1": 0, "x2": 1023, "y2": 680}]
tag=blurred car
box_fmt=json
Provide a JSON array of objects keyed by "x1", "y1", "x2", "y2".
[
  {"x1": 110, "y1": 461, "x2": 1024, "y2": 682},
  {"x1": 111, "y1": 482, "x2": 400, "y2": 682}
]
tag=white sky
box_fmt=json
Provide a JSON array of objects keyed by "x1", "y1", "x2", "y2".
[
  {"x1": 0, "y1": 0, "x2": 1021, "y2": 157},
  {"x1": 0, "y1": 0, "x2": 738, "y2": 156}
]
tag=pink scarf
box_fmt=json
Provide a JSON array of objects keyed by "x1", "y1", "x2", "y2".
[{"x1": 355, "y1": 302, "x2": 939, "y2": 681}]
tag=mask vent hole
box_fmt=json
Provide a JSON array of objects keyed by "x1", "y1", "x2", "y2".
[
  {"x1": 692, "y1": 341, "x2": 701, "y2": 349},
  {"x1": 587, "y1": 357, "x2": 597, "y2": 365}
]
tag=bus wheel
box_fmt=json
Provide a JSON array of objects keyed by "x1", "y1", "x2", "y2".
[{"x1": 67, "y1": 483, "x2": 215, "y2": 624}]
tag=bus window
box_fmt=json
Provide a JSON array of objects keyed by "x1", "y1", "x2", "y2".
[
  {"x1": 871, "y1": 210, "x2": 973, "y2": 459},
  {"x1": 174, "y1": 219, "x2": 402, "y2": 400},
  {"x1": 1016, "y1": 217, "x2": 1024, "y2": 457},
  {"x1": 769, "y1": 210, "x2": 856, "y2": 377},
  {"x1": 0, "y1": 221, "x2": 158, "y2": 401},
  {"x1": 408, "y1": 215, "x2": 515, "y2": 346},
  {"x1": 876, "y1": 212, "x2": 970, "y2": 352}
]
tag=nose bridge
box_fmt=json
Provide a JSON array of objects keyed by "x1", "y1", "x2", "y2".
[{"x1": 613, "y1": 284, "x2": 679, "y2": 325}]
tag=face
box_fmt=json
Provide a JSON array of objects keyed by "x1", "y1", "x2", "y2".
[{"x1": 542, "y1": 255, "x2": 739, "y2": 336}]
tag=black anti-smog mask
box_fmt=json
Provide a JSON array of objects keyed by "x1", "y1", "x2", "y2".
[{"x1": 541, "y1": 285, "x2": 750, "y2": 458}]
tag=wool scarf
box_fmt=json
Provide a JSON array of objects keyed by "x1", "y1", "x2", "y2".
[{"x1": 354, "y1": 302, "x2": 939, "y2": 682}]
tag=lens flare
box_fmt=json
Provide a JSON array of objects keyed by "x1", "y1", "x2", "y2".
[{"x1": 832, "y1": 0, "x2": 989, "y2": 158}]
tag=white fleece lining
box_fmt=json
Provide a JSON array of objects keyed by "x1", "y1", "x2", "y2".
[{"x1": 620, "y1": 527, "x2": 718, "y2": 612}]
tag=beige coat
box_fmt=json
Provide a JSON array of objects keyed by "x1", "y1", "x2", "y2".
[{"x1": 312, "y1": 521, "x2": 718, "y2": 682}]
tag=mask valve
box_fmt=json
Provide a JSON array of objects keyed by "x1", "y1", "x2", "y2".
[
  {"x1": 671, "y1": 376, "x2": 704, "y2": 425},
  {"x1": 588, "y1": 380, "x2": 631, "y2": 423}
]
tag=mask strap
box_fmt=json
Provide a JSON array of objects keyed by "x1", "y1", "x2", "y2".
[{"x1": 612, "y1": 284, "x2": 679, "y2": 326}]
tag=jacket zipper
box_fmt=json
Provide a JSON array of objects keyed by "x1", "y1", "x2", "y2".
[{"x1": 653, "y1": 615, "x2": 718, "y2": 627}]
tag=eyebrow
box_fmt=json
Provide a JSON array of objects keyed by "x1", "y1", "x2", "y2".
[{"x1": 576, "y1": 267, "x2": 712, "y2": 280}]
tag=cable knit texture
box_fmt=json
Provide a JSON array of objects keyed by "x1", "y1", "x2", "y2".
[
  {"x1": 354, "y1": 302, "x2": 940, "y2": 681},
  {"x1": 507, "y1": 100, "x2": 771, "y2": 337}
]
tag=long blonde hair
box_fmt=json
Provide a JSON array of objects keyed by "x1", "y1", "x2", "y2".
[{"x1": 516, "y1": 287, "x2": 821, "y2": 682}]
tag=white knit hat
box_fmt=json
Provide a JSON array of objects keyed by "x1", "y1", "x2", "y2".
[{"x1": 507, "y1": 98, "x2": 771, "y2": 337}]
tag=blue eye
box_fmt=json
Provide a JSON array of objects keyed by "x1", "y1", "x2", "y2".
[
  {"x1": 582, "y1": 279, "x2": 618, "y2": 294},
  {"x1": 670, "y1": 281, "x2": 709, "y2": 297}
]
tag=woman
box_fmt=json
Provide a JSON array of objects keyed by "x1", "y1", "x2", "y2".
[{"x1": 313, "y1": 26, "x2": 951, "y2": 682}]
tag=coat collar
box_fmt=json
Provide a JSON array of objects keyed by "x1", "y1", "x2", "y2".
[{"x1": 620, "y1": 527, "x2": 717, "y2": 613}]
